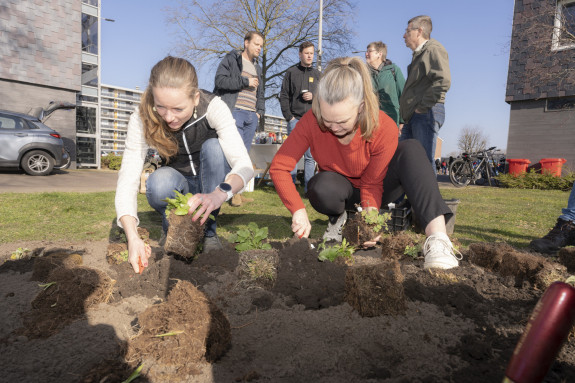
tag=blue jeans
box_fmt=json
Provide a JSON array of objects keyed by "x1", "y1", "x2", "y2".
[
  {"x1": 400, "y1": 103, "x2": 445, "y2": 174},
  {"x1": 146, "y1": 138, "x2": 229, "y2": 237},
  {"x1": 287, "y1": 118, "x2": 316, "y2": 192},
  {"x1": 233, "y1": 108, "x2": 258, "y2": 152},
  {"x1": 560, "y1": 181, "x2": 575, "y2": 222}
]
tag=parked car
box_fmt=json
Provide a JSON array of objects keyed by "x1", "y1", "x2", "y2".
[{"x1": 0, "y1": 107, "x2": 70, "y2": 176}]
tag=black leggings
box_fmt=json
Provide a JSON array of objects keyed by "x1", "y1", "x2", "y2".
[{"x1": 306, "y1": 139, "x2": 452, "y2": 230}]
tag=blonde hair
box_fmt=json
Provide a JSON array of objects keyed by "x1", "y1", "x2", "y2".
[
  {"x1": 312, "y1": 57, "x2": 379, "y2": 140},
  {"x1": 367, "y1": 41, "x2": 387, "y2": 60},
  {"x1": 139, "y1": 56, "x2": 199, "y2": 160}
]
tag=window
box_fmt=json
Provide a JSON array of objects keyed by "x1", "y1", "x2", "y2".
[
  {"x1": 82, "y1": 63, "x2": 98, "y2": 87},
  {"x1": 76, "y1": 106, "x2": 97, "y2": 134},
  {"x1": 81, "y1": 14, "x2": 98, "y2": 54},
  {"x1": 552, "y1": 0, "x2": 575, "y2": 50},
  {"x1": 546, "y1": 96, "x2": 575, "y2": 111}
]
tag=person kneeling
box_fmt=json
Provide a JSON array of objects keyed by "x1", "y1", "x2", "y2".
[{"x1": 269, "y1": 56, "x2": 460, "y2": 269}]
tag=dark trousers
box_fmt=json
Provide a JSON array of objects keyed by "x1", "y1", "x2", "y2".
[{"x1": 306, "y1": 139, "x2": 452, "y2": 230}]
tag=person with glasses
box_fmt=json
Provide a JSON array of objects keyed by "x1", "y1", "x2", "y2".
[
  {"x1": 115, "y1": 56, "x2": 254, "y2": 273},
  {"x1": 364, "y1": 41, "x2": 405, "y2": 129},
  {"x1": 400, "y1": 15, "x2": 451, "y2": 173},
  {"x1": 269, "y1": 57, "x2": 461, "y2": 270}
]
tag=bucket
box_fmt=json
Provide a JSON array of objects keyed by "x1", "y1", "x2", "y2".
[
  {"x1": 444, "y1": 199, "x2": 460, "y2": 235},
  {"x1": 412, "y1": 199, "x2": 460, "y2": 235},
  {"x1": 507, "y1": 159, "x2": 531, "y2": 176},
  {"x1": 540, "y1": 158, "x2": 566, "y2": 177}
]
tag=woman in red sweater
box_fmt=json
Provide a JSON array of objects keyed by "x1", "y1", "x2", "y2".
[{"x1": 270, "y1": 57, "x2": 460, "y2": 269}]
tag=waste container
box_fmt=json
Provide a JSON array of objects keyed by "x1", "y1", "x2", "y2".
[
  {"x1": 540, "y1": 158, "x2": 566, "y2": 177},
  {"x1": 507, "y1": 159, "x2": 531, "y2": 176}
]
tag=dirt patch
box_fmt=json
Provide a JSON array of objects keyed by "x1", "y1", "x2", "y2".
[
  {"x1": 165, "y1": 214, "x2": 203, "y2": 258},
  {"x1": 0, "y1": 237, "x2": 574, "y2": 382}
]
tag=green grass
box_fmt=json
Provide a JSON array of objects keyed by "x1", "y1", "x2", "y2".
[{"x1": 0, "y1": 184, "x2": 569, "y2": 250}]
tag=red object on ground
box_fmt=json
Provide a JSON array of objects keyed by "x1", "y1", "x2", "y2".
[
  {"x1": 539, "y1": 158, "x2": 566, "y2": 177},
  {"x1": 503, "y1": 281, "x2": 575, "y2": 383},
  {"x1": 506, "y1": 159, "x2": 531, "y2": 176}
]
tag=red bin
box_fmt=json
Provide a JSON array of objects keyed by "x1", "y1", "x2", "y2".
[
  {"x1": 540, "y1": 158, "x2": 566, "y2": 177},
  {"x1": 507, "y1": 159, "x2": 531, "y2": 176}
]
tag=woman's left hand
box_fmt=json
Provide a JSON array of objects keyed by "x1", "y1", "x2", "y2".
[
  {"x1": 187, "y1": 191, "x2": 227, "y2": 225},
  {"x1": 362, "y1": 235, "x2": 381, "y2": 249}
]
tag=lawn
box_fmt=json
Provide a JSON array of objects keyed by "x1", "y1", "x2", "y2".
[{"x1": 0, "y1": 184, "x2": 569, "y2": 249}]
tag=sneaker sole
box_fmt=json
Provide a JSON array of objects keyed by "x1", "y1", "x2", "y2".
[{"x1": 423, "y1": 261, "x2": 459, "y2": 270}]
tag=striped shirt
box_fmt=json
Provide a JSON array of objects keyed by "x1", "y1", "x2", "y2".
[{"x1": 235, "y1": 57, "x2": 258, "y2": 112}]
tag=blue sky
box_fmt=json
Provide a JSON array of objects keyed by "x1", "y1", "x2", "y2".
[{"x1": 101, "y1": 0, "x2": 515, "y2": 156}]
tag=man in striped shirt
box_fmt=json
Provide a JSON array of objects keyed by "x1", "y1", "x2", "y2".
[{"x1": 214, "y1": 31, "x2": 266, "y2": 206}]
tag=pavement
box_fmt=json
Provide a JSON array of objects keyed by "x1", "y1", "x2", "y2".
[
  {"x1": 0, "y1": 168, "x2": 453, "y2": 193},
  {"x1": 0, "y1": 168, "x2": 119, "y2": 193}
]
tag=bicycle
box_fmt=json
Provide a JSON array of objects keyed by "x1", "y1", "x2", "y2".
[{"x1": 449, "y1": 146, "x2": 501, "y2": 188}]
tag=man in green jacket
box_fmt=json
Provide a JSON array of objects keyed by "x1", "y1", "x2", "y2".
[
  {"x1": 365, "y1": 41, "x2": 406, "y2": 129},
  {"x1": 399, "y1": 15, "x2": 451, "y2": 172}
]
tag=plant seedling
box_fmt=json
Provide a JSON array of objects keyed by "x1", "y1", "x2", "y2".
[
  {"x1": 10, "y1": 247, "x2": 31, "y2": 260},
  {"x1": 361, "y1": 209, "x2": 390, "y2": 233},
  {"x1": 164, "y1": 190, "x2": 215, "y2": 219},
  {"x1": 317, "y1": 238, "x2": 355, "y2": 264},
  {"x1": 404, "y1": 244, "x2": 421, "y2": 259},
  {"x1": 233, "y1": 222, "x2": 272, "y2": 251}
]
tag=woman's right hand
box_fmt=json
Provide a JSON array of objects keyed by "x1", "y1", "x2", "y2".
[
  {"x1": 292, "y1": 208, "x2": 311, "y2": 238},
  {"x1": 127, "y1": 236, "x2": 151, "y2": 273}
]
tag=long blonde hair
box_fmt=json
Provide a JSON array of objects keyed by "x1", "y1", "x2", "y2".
[
  {"x1": 311, "y1": 57, "x2": 379, "y2": 141},
  {"x1": 139, "y1": 56, "x2": 199, "y2": 160}
]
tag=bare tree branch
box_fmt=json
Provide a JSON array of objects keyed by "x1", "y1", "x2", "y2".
[
  {"x1": 166, "y1": 0, "x2": 357, "y2": 115},
  {"x1": 457, "y1": 125, "x2": 489, "y2": 154}
]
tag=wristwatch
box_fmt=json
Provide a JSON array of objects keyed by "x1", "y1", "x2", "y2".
[{"x1": 217, "y1": 182, "x2": 234, "y2": 202}]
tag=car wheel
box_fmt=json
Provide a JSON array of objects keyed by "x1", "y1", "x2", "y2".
[{"x1": 21, "y1": 150, "x2": 55, "y2": 176}]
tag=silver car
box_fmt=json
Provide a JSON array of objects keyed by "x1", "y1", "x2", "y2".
[{"x1": 0, "y1": 108, "x2": 69, "y2": 176}]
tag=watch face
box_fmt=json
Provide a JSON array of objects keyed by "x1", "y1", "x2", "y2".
[{"x1": 219, "y1": 183, "x2": 232, "y2": 192}]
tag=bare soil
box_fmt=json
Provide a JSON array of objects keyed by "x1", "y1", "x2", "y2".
[{"x1": 1, "y1": 234, "x2": 574, "y2": 383}]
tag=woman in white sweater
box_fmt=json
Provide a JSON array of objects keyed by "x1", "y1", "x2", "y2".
[{"x1": 115, "y1": 56, "x2": 254, "y2": 273}]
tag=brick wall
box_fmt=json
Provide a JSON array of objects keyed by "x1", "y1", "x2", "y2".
[
  {"x1": 506, "y1": 0, "x2": 575, "y2": 102},
  {"x1": 0, "y1": 0, "x2": 81, "y2": 92}
]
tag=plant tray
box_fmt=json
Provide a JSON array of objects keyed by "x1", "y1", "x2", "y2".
[{"x1": 380, "y1": 201, "x2": 412, "y2": 233}]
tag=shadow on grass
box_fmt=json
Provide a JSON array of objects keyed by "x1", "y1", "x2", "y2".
[{"x1": 454, "y1": 223, "x2": 535, "y2": 248}]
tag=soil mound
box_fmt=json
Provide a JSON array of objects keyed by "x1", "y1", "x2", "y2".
[
  {"x1": 127, "y1": 280, "x2": 231, "y2": 381},
  {"x1": 18, "y1": 264, "x2": 115, "y2": 339}
]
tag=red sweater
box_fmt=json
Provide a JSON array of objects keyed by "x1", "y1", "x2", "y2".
[{"x1": 270, "y1": 110, "x2": 398, "y2": 214}]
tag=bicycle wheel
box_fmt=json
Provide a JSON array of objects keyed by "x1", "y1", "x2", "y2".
[{"x1": 449, "y1": 159, "x2": 473, "y2": 187}]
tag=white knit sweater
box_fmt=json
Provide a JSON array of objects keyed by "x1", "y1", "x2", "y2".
[{"x1": 115, "y1": 96, "x2": 254, "y2": 228}]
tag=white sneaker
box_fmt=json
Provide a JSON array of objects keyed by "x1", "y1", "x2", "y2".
[
  {"x1": 423, "y1": 232, "x2": 462, "y2": 269},
  {"x1": 322, "y1": 211, "x2": 347, "y2": 242}
]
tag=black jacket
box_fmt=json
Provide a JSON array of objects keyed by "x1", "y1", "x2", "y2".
[
  {"x1": 213, "y1": 50, "x2": 265, "y2": 116},
  {"x1": 279, "y1": 63, "x2": 321, "y2": 121},
  {"x1": 163, "y1": 90, "x2": 218, "y2": 176}
]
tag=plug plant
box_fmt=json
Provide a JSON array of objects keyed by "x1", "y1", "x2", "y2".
[
  {"x1": 404, "y1": 244, "x2": 421, "y2": 259},
  {"x1": 234, "y1": 222, "x2": 273, "y2": 252},
  {"x1": 317, "y1": 238, "x2": 355, "y2": 264}
]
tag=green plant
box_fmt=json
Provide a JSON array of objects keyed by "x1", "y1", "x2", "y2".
[
  {"x1": 360, "y1": 209, "x2": 390, "y2": 232},
  {"x1": 10, "y1": 247, "x2": 31, "y2": 260},
  {"x1": 497, "y1": 169, "x2": 575, "y2": 191},
  {"x1": 404, "y1": 244, "x2": 421, "y2": 259},
  {"x1": 233, "y1": 222, "x2": 272, "y2": 251},
  {"x1": 101, "y1": 153, "x2": 123, "y2": 170},
  {"x1": 317, "y1": 238, "x2": 355, "y2": 263},
  {"x1": 163, "y1": 190, "x2": 214, "y2": 220}
]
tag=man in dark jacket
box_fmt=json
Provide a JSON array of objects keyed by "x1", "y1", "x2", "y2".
[
  {"x1": 214, "y1": 31, "x2": 265, "y2": 206},
  {"x1": 399, "y1": 15, "x2": 451, "y2": 173},
  {"x1": 279, "y1": 41, "x2": 321, "y2": 191}
]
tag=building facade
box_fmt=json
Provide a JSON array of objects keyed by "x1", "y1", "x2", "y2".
[
  {"x1": 100, "y1": 84, "x2": 143, "y2": 155},
  {"x1": 506, "y1": 0, "x2": 575, "y2": 170}
]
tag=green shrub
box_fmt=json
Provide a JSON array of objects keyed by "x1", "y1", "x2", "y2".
[
  {"x1": 101, "y1": 153, "x2": 123, "y2": 170},
  {"x1": 497, "y1": 169, "x2": 575, "y2": 191}
]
